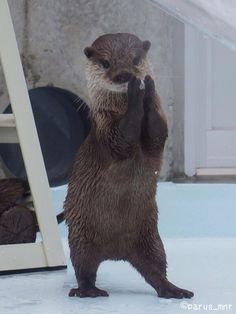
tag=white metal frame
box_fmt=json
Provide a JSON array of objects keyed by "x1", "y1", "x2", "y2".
[{"x1": 0, "y1": 0, "x2": 66, "y2": 272}]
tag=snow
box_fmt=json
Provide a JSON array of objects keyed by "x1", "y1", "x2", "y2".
[
  {"x1": 1, "y1": 183, "x2": 236, "y2": 314},
  {"x1": 151, "y1": 0, "x2": 236, "y2": 50}
]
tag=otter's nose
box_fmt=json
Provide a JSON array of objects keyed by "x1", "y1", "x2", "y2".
[{"x1": 113, "y1": 72, "x2": 132, "y2": 84}]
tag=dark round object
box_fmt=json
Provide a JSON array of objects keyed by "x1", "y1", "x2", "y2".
[
  {"x1": 0, "y1": 87, "x2": 90, "y2": 187},
  {"x1": 0, "y1": 206, "x2": 36, "y2": 245}
]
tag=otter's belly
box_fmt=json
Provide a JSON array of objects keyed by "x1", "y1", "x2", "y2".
[
  {"x1": 102, "y1": 158, "x2": 158, "y2": 201},
  {"x1": 66, "y1": 153, "x2": 159, "y2": 257},
  {"x1": 85, "y1": 159, "x2": 158, "y2": 250}
]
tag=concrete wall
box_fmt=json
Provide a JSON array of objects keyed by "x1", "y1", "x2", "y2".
[{"x1": 0, "y1": 0, "x2": 185, "y2": 180}]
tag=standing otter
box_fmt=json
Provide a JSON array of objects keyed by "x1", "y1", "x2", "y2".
[{"x1": 64, "y1": 33, "x2": 193, "y2": 299}]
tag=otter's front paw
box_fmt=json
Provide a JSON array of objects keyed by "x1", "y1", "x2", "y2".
[
  {"x1": 158, "y1": 280, "x2": 194, "y2": 299},
  {"x1": 69, "y1": 287, "x2": 109, "y2": 298},
  {"x1": 128, "y1": 76, "x2": 145, "y2": 115},
  {"x1": 143, "y1": 75, "x2": 156, "y2": 112}
]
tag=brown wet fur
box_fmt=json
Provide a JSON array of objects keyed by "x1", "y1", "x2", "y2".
[
  {"x1": 0, "y1": 178, "x2": 29, "y2": 215},
  {"x1": 64, "y1": 33, "x2": 194, "y2": 299},
  {"x1": 0, "y1": 178, "x2": 36, "y2": 244},
  {"x1": 0, "y1": 205, "x2": 36, "y2": 245}
]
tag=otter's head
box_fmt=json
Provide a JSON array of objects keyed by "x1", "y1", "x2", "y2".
[{"x1": 84, "y1": 33, "x2": 151, "y2": 93}]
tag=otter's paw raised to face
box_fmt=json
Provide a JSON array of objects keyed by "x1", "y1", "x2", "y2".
[
  {"x1": 143, "y1": 75, "x2": 157, "y2": 113},
  {"x1": 157, "y1": 280, "x2": 194, "y2": 299},
  {"x1": 144, "y1": 75, "x2": 155, "y2": 99},
  {"x1": 69, "y1": 287, "x2": 109, "y2": 298},
  {"x1": 128, "y1": 76, "x2": 145, "y2": 113}
]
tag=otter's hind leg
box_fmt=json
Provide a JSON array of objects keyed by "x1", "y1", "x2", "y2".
[
  {"x1": 128, "y1": 231, "x2": 194, "y2": 299},
  {"x1": 69, "y1": 243, "x2": 108, "y2": 298}
]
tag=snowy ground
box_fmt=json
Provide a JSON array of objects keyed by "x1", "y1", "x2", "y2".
[{"x1": 1, "y1": 183, "x2": 236, "y2": 314}]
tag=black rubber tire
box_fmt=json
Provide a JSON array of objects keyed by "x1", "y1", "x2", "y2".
[{"x1": 0, "y1": 87, "x2": 90, "y2": 187}]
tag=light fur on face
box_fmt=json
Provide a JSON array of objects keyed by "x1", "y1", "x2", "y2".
[{"x1": 84, "y1": 33, "x2": 153, "y2": 114}]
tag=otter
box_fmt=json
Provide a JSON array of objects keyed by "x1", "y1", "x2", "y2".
[
  {"x1": 64, "y1": 33, "x2": 193, "y2": 299},
  {"x1": 0, "y1": 178, "x2": 63, "y2": 244},
  {"x1": 0, "y1": 178, "x2": 36, "y2": 244},
  {"x1": 0, "y1": 178, "x2": 29, "y2": 215}
]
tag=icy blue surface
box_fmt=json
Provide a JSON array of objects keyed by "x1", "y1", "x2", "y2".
[
  {"x1": 157, "y1": 183, "x2": 236, "y2": 238},
  {"x1": 1, "y1": 237, "x2": 236, "y2": 314},
  {"x1": 1, "y1": 183, "x2": 235, "y2": 314}
]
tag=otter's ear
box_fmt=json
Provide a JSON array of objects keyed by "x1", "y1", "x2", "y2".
[
  {"x1": 143, "y1": 40, "x2": 151, "y2": 52},
  {"x1": 84, "y1": 46, "x2": 96, "y2": 59}
]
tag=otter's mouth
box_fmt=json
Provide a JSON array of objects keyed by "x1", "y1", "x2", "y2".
[
  {"x1": 113, "y1": 72, "x2": 132, "y2": 84},
  {"x1": 116, "y1": 82, "x2": 128, "y2": 90},
  {"x1": 104, "y1": 81, "x2": 128, "y2": 93},
  {"x1": 105, "y1": 72, "x2": 145, "y2": 93},
  {"x1": 109, "y1": 72, "x2": 132, "y2": 92}
]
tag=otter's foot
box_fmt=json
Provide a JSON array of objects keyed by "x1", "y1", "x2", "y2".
[
  {"x1": 158, "y1": 280, "x2": 194, "y2": 299},
  {"x1": 69, "y1": 287, "x2": 109, "y2": 298}
]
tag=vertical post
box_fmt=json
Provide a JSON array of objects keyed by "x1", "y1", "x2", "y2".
[
  {"x1": 0, "y1": 0, "x2": 66, "y2": 267},
  {"x1": 184, "y1": 25, "x2": 198, "y2": 177}
]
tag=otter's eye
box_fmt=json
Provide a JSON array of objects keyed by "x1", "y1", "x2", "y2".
[
  {"x1": 133, "y1": 56, "x2": 142, "y2": 66},
  {"x1": 100, "y1": 60, "x2": 110, "y2": 69}
]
